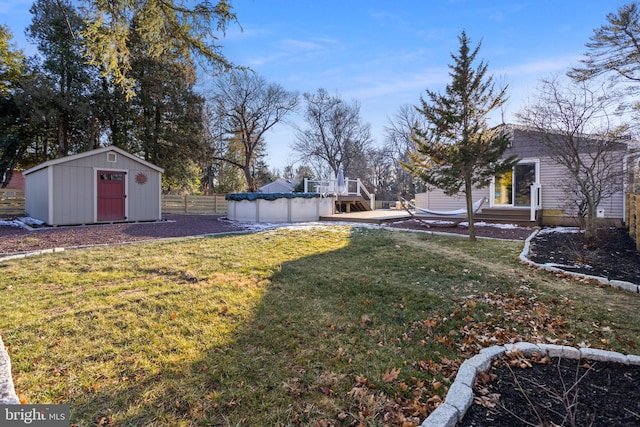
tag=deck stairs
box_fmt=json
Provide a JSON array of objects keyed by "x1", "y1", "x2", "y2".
[{"x1": 335, "y1": 195, "x2": 371, "y2": 212}]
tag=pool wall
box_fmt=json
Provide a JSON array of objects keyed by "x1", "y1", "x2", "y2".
[{"x1": 226, "y1": 193, "x2": 334, "y2": 222}]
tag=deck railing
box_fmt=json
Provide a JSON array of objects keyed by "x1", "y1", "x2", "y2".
[{"x1": 303, "y1": 178, "x2": 375, "y2": 210}]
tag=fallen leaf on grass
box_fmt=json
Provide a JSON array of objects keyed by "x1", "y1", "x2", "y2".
[{"x1": 383, "y1": 367, "x2": 401, "y2": 383}]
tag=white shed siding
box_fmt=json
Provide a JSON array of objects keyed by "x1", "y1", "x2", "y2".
[
  {"x1": 51, "y1": 163, "x2": 95, "y2": 225},
  {"x1": 24, "y1": 168, "x2": 50, "y2": 222},
  {"x1": 127, "y1": 166, "x2": 162, "y2": 221}
]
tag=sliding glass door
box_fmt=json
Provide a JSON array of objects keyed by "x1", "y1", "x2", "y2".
[{"x1": 494, "y1": 163, "x2": 537, "y2": 207}]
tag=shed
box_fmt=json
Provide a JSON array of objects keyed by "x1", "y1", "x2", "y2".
[{"x1": 23, "y1": 146, "x2": 164, "y2": 226}]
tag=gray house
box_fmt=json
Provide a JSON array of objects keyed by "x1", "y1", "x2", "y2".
[
  {"x1": 415, "y1": 124, "x2": 635, "y2": 226},
  {"x1": 23, "y1": 146, "x2": 164, "y2": 226},
  {"x1": 258, "y1": 178, "x2": 300, "y2": 193}
]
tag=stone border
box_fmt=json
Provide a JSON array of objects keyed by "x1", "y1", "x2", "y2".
[
  {"x1": 420, "y1": 342, "x2": 640, "y2": 427},
  {"x1": 0, "y1": 336, "x2": 19, "y2": 404}
]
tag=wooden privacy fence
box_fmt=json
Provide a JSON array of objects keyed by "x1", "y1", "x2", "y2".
[
  {"x1": 161, "y1": 194, "x2": 228, "y2": 215},
  {"x1": 0, "y1": 191, "x2": 228, "y2": 217},
  {"x1": 0, "y1": 189, "x2": 24, "y2": 216},
  {"x1": 627, "y1": 193, "x2": 640, "y2": 251}
]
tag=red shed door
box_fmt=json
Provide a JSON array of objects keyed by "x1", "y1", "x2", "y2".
[{"x1": 97, "y1": 170, "x2": 126, "y2": 221}]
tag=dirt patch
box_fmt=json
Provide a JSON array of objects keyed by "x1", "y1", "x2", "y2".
[
  {"x1": 0, "y1": 214, "x2": 254, "y2": 255},
  {"x1": 385, "y1": 218, "x2": 535, "y2": 240}
]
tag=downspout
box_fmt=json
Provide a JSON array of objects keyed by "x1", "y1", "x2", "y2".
[
  {"x1": 623, "y1": 154, "x2": 628, "y2": 224},
  {"x1": 622, "y1": 150, "x2": 640, "y2": 225}
]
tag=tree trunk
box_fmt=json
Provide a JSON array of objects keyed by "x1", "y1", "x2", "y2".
[
  {"x1": 245, "y1": 167, "x2": 257, "y2": 192},
  {"x1": 585, "y1": 202, "x2": 598, "y2": 241},
  {"x1": 465, "y1": 178, "x2": 476, "y2": 241}
]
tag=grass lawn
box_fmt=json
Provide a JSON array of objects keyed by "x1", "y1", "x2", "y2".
[{"x1": 0, "y1": 225, "x2": 639, "y2": 426}]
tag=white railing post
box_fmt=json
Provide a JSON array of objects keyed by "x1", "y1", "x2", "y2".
[
  {"x1": 304, "y1": 178, "x2": 308, "y2": 193},
  {"x1": 530, "y1": 184, "x2": 541, "y2": 221}
]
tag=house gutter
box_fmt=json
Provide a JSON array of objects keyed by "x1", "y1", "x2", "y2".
[{"x1": 623, "y1": 150, "x2": 640, "y2": 224}]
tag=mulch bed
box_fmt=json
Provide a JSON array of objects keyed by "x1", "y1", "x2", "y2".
[
  {"x1": 460, "y1": 353, "x2": 640, "y2": 427},
  {"x1": 528, "y1": 227, "x2": 640, "y2": 285}
]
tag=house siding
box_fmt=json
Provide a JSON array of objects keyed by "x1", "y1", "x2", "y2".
[
  {"x1": 538, "y1": 150, "x2": 625, "y2": 220},
  {"x1": 415, "y1": 187, "x2": 490, "y2": 210}
]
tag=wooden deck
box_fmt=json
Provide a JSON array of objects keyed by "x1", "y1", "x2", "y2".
[{"x1": 320, "y1": 209, "x2": 411, "y2": 224}]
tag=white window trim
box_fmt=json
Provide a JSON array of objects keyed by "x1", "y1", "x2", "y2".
[{"x1": 489, "y1": 158, "x2": 540, "y2": 208}]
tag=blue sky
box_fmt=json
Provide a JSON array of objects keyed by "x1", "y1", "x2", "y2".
[{"x1": 0, "y1": 0, "x2": 628, "y2": 171}]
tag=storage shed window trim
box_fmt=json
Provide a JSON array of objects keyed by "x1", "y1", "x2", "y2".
[{"x1": 107, "y1": 152, "x2": 117, "y2": 163}]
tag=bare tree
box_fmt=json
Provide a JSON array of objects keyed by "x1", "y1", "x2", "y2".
[
  {"x1": 384, "y1": 104, "x2": 429, "y2": 198},
  {"x1": 208, "y1": 71, "x2": 299, "y2": 191},
  {"x1": 368, "y1": 146, "x2": 395, "y2": 201},
  {"x1": 293, "y1": 88, "x2": 372, "y2": 179},
  {"x1": 516, "y1": 76, "x2": 630, "y2": 239}
]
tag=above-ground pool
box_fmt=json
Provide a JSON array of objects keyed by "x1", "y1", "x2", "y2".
[{"x1": 225, "y1": 193, "x2": 334, "y2": 222}]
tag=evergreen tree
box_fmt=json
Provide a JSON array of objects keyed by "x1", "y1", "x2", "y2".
[
  {"x1": 27, "y1": 0, "x2": 99, "y2": 157},
  {"x1": 404, "y1": 31, "x2": 518, "y2": 241},
  {"x1": 0, "y1": 26, "x2": 29, "y2": 187},
  {"x1": 96, "y1": 20, "x2": 209, "y2": 193},
  {"x1": 0, "y1": 26, "x2": 26, "y2": 97},
  {"x1": 80, "y1": 0, "x2": 237, "y2": 98},
  {"x1": 569, "y1": 3, "x2": 640, "y2": 84}
]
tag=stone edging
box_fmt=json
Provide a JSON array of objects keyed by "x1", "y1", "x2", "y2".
[
  {"x1": 0, "y1": 335, "x2": 19, "y2": 404},
  {"x1": 420, "y1": 342, "x2": 640, "y2": 427}
]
